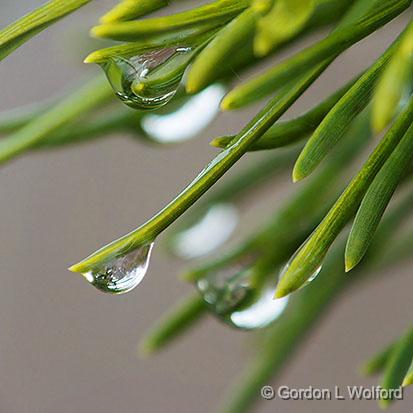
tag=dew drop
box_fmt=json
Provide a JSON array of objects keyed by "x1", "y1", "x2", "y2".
[
  {"x1": 196, "y1": 265, "x2": 252, "y2": 316},
  {"x1": 171, "y1": 203, "x2": 239, "y2": 260},
  {"x1": 196, "y1": 264, "x2": 290, "y2": 330},
  {"x1": 100, "y1": 47, "x2": 191, "y2": 110},
  {"x1": 83, "y1": 243, "x2": 154, "y2": 294}
]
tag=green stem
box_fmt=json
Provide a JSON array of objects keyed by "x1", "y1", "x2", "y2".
[
  {"x1": 0, "y1": 103, "x2": 48, "y2": 134},
  {"x1": 380, "y1": 326, "x2": 413, "y2": 407},
  {"x1": 0, "y1": 76, "x2": 113, "y2": 164},
  {"x1": 222, "y1": 0, "x2": 410, "y2": 109},
  {"x1": 35, "y1": 109, "x2": 138, "y2": 149},
  {"x1": 166, "y1": 148, "x2": 299, "y2": 240},
  {"x1": 275, "y1": 96, "x2": 413, "y2": 298},
  {"x1": 211, "y1": 77, "x2": 356, "y2": 150},
  {"x1": 361, "y1": 343, "x2": 396, "y2": 376},
  {"x1": 100, "y1": 0, "x2": 170, "y2": 24},
  {"x1": 92, "y1": 0, "x2": 250, "y2": 40},
  {"x1": 139, "y1": 293, "x2": 206, "y2": 355},
  {"x1": 0, "y1": 0, "x2": 92, "y2": 61},
  {"x1": 70, "y1": 62, "x2": 331, "y2": 274}
]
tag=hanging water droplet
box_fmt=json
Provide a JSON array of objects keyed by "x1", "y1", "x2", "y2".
[
  {"x1": 141, "y1": 84, "x2": 226, "y2": 143},
  {"x1": 171, "y1": 202, "x2": 239, "y2": 260},
  {"x1": 196, "y1": 265, "x2": 253, "y2": 316},
  {"x1": 83, "y1": 243, "x2": 154, "y2": 294},
  {"x1": 100, "y1": 47, "x2": 191, "y2": 110},
  {"x1": 196, "y1": 263, "x2": 290, "y2": 330}
]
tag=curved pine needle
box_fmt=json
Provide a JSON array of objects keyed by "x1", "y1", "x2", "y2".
[
  {"x1": 0, "y1": 0, "x2": 91, "y2": 61},
  {"x1": 372, "y1": 20, "x2": 413, "y2": 133},
  {"x1": 35, "y1": 109, "x2": 140, "y2": 149},
  {"x1": 0, "y1": 103, "x2": 49, "y2": 134},
  {"x1": 254, "y1": 0, "x2": 317, "y2": 56},
  {"x1": 69, "y1": 64, "x2": 329, "y2": 276},
  {"x1": 91, "y1": 0, "x2": 250, "y2": 40},
  {"x1": 84, "y1": 27, "x2": 217, "y2": 64},
  {"x1": 380, "y1": 326, "x2": 413, "y2": 408},
  {"x1": 0, "y1": 76, "x2": 113, "y2": 164},
  {"x1": 211, "y1": 77, "x2": 357, "y2": 150},
  {"x1": 293, "y1": 37, "x2": 399, "y2": 181},
  {"x1": 186, "y1": 3, "x2": 271, "y2": 93},
  {"x1": 100, "y1": 0, "x2": 169, "y2": 24},
  {"x1": 166, "y1": 148, "x2": 299, "y2": 249},
  {"x1": 186, "y1": 113, "x2": 370, "y2": 285},
  {"x1": 139, "y1": 293, "x2": 206, "y2": 355},
  {"x1": 402, "y1": 362, "x2": 413, "y2": 386},
  {"x1": 360, "y1": 343, "x2": 396, "y2": 376},
  {"x1": 274, "y1": 98, "x2": 413, "y2": 298},
  {"x1": 345, "y1": 121, "x2": 413, "y2": 271},
  {"x1": 221, "y1": 0, "x2": 410, "y2": 110}
]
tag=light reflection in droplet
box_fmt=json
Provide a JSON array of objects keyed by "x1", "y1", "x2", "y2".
[{"x1": 82, "y1": 242, "x2": 154, "y2": 294}]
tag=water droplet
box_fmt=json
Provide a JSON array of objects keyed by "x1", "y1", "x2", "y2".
[
  {"x1": 83, "y1": 243, "x2": 154, "y2": 294},
  {"x1": 141, "y1": 84, "x2": 226, "y2": 143},
  {"x1": 171, "y1": 203, "x2": 239, "y2": 259},
  {"x1": 196, "y1": 265, "x2": 252, "y2": 316},
  {"x1": 100, "y1": 47, "x2": 191, "y2": 110},
  {"x1": 196, "y1": 264, "x2": 290, "y2": 330}
]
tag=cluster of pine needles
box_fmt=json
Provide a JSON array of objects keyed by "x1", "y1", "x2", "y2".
[{"x1": 1, "y1": 0, "x2": 413, "y2": 411}]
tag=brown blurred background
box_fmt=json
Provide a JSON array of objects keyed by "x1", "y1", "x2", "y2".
[{"x1": 0, "y1": 1, "x2": 412, "y2": 412}]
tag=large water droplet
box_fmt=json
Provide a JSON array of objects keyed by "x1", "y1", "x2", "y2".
[
  {"x1": 141, "y1": 84, "x2": 226, "y2": 143},
  {"x1": 83, "y1": 243, "x2": 154, "y2": 294},
  {"x1": 196, "y1": 265, "x2": 289, "y2": 330},
  {"x1": 100, "y1": 47, "x2": 190, "y2": 110},
  {"x1": 196, "y1": 265, "x2": 252, "y2": 316},
  {"x1": 171, "y1": 203, "x2": 239, "y2": 259}
]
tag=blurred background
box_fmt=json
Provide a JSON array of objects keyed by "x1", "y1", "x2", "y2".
[{"x1": 0, "y1": 1, "x2": 412, "y2": 412}]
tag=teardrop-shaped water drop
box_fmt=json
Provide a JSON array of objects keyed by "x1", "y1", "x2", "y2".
[
  {"x1": 100, "y1": 47, "x2": 191, "y2": 110},
  {"x1": 196, "y1": 265, "x2": 253, "y2": 316},
  {"x1": 196, "y1": 264, "x2": 290, "y2": 330},
  {"x1": 171, "y1": 202, "x2": 239, "y2": 259},
  {"x1": 83, "y1": 243, "x2": 154, "y2": 294},
  {"x1": 141, "y1": 83, "x2": 226, "y2": 143}
]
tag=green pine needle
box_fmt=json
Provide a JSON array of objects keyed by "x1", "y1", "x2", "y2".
[
  {"x1": 91, "y1": 0, "x2": 250, "y2": 40},
  {"x1": 293, "y1": 37, "x2": 399, "y2": 181},
  {"x1": 0, "y1": 0, "x2": 92, "y2": 61},
  {"x1": 100, "y1": 0, "x2": 169, "y2": 24},
  {"x1": 372, "y1": 20, "x2": 413, "y2": 133},
  {"x1": 360, "y1": 344, "x2": 396, "y2": 376},
  {"x1": 380, "y1": 326, "x2": 413, "y2": 408},
  {"x1": 221, "y1": 0, "x2": 410, "y2": 110},
  {"x1": 139, "y1": 293, "x2": 206, "y2": 356},
  {"x1": 274, "y1": 99, "x2": 413, "y2": 297},
  {"x1": 211, "y1": 77, "x2": 356, "y2": 151},
  {"x1": 345, "y1": 118, "x2": 413, "y2": 271}
]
